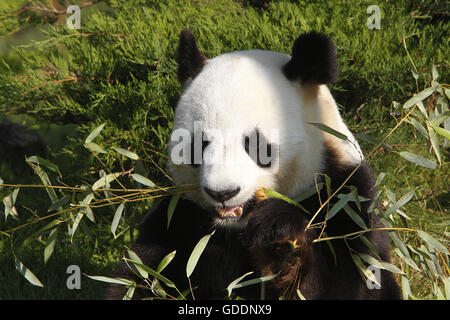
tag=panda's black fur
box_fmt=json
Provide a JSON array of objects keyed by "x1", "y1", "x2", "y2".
[
  {"x1": 106, "y1": 145, "x2": 400, "y2": 300},
  {"x1": 106, "y1": 30, "x2": 401, "y2": 300}
]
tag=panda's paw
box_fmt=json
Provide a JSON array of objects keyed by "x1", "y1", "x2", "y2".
[{"x1": 243, "y1": 198, "x2": 308, "y2": 249}]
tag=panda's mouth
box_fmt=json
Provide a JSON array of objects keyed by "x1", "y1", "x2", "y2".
[
  {"x1": 214, "y1": 198, "x2": 257, "y2": 221},
  {"x1": 216, "y1": 205, "x2": 244, "y2": 218}
]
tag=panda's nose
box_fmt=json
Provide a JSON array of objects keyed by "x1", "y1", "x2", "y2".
[{"x1": 203, "y1": 187, "x2": 241, "y2": 203}]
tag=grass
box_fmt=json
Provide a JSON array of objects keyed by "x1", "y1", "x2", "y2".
[{"x1": 0, "y1": 0, "x2": 448, "y2": 299}]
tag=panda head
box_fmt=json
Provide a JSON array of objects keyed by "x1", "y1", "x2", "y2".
[{"x1": 168, "y1": 29, "x2": 361, "y2": 226}]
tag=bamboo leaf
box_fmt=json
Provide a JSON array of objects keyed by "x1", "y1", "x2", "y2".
[
  {"x1": 401, "y1": 275, "x2": 412, "y2": 300},
  {"x1": 399, "y1": 151, "x2": 437, "y2": 169},
  {"x1": 326, "y1": 198, "x2": 348, "y2": 220},
  {"x1": 308, "y1": 122, "x2": 348, "y2": 140},
  {"x1": 427, "y1": 125, "x2": 441, "y2": 164},
  {"x1": 44, "y1": 228, "x2": 58, "y2": 264},
  {"x1": 403, "y1": 87, "x2": 436, "y2": 110},
  {"x1": 167, "y1": 193, "x2": 180, "y2": 229},
  {"x1": 417, "y1": 230, "x2": 449, "y2": 255},
  {"x1": 227, "y1": 271, "x2": 254, "y2": 297},
  {"x1": 231, "y1": 274, "x2": 277, "y2": 291},
  {"x1": 84, "y1": 142, "x2": 106, "y2": 154},
  {"x1": 131, "y1": 173, "x2": 156, "y2": 188},
  {"x1": 343, "y1": 204, "x2": 367, "y2": 229},
  {"x1": 123, "y1": 286, "x2": 135, "y2": 300},
  {"x1": 15, "y1": 259, "x2": 44, "y2": 287},
  {"x1": 70, "y1": 211, "x2": 84, "y2": 242},
  {"x1": 112, "y1": 146, "x2": 139, "y2": 160},
  {"x1": 127, "y1": 249, "x2": 148, "y2": 279},
  {"x1": 123, "y1": 258, "x2": 176, "y2": 289},
  {"x1": 111, "y1": 203, "x2": 125, "y2": 238},
  {"x1": 384, "y1": 189, "x2": 415, "y2": 218},
  {"x1": 26, "y1": 156, "x2": 61, "y2": 177},
  {"x1": 85, "y1": 122, "x2": 106, "y2": 144},
  {"x1": 351, "y1": 254, "x2": 380, "y2": 286},
  {"x1": 92, "y1": 172, "x2": 121, "y2": 190},
  {"x1": 86, "y1": 275, "x2": 134, "y2": 286},
  {"x1": 297, "y1": 289, "x2": 307, "y2": 300},
  {"x1": 358, "y1": 253, "x2": 403, "y2": 274},
  {"x1": 431, "y1": 125, "x2": 450, "y2": 140},
  {"x1": 157, "y1": 251, "x2": 176, "y2": 273},
  {"x1": 264, "y1": 189, "x2": 309, "y2": 214},
  {"x1": 186, "y1": 231, "x2": 215, "y2": 278}
]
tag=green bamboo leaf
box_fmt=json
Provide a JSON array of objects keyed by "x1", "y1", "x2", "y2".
[
  {"x1": 111, "y1": 203, "x2": 125, "y2": 238},
  {"x1": 431, "y1": 125, "x2": 450, "y2": 140},
  {"x1": 85, "y1": 122, "x2": 106, "y2": 144},
  {"x1": 227, "y1": 271, "x2": 254, "y2": 297},
  {"x1": 432, "y1": 65, "x2": 439, "y2": 81},
  {"x1": 308, "y1": 122, "x2": 348, "y2": 140},
  {"x1": 48, "y1": 195, "x2": 71, "y2": 212},
  {"x1": 384, "y1": 189, "x2": 415, "y2": 218},
  {"x1": 26, "y1": 161, "x2": 58, "y2": 202},
  {"x1": 401, "y1": 275, "x2": 412, "y2": 300},
  {"x1": 444, "y1": 277, "x2": 450, "y2": 300},
  {"x1": 186, "y1": 231, "x2": 215, "y2": 278},
  {"x1": 264, "y1": 189, "x2": 309, "y2": 214},
  {"x1": 399, "y1": 151, "x2": 437, "y2": 169},
  {"x1": 326, "y1": 198, "x2": 348, "y2": 220},
  {"x1": 297, "y1": 289, "x2": 307, "y2": 300},
  {"x1": 123, "y1": 285, "x2": 135, "y2": 300},
  {"x1": 374, "y1": 172, "x2": 386, "y2": 189},
  {"x1": 231, "y1": 274, "x2": 277, "y2": 291},
  {"x1": 427, "y1": 125, "x2": 441, "y2": 164},
  {"x1": 406, "y1": 118, "x2": 428, "y2": 138},
  {"x1": 92, "y1": 172, "x2": 121, "y2": 190},
  {"x1": 70, "y1": 211, "x2": 84, "y2": 242},
  {"x1": 123, "y1": 258, "x2": 176, "y2": 289},
  {"x1": 361, "y1": 236, "x2": 381, "y2": 259},
  {"x1": 26, "y1": 156, "x2": 61, "y2": 177},
  {"x1": 351, "y1": 254, "x2": 380, "y2": 286},
  {"x1": 86, "y1": 275, "x2": 134, "y2": 286},
  {"x1": 358, "y1": 253, "x2": 403, "y2": 274},
  {"x1": 343, "y1": 204, "x2": 367, "y2": 229},
  {"x1": 417, "y1": 230, "x2": 449, "y2": 255},
  {"x1": 393, "y1": 248, "x2": 420, "y2": 271},
  {"x1": 131, "y1": 173, "x2": 156, "y2": 188},
  {"x1": 390, "y1": 233, "x2": 411, "y2": 259},
  {"x1": 157, "y1": 251, "x2": 176, "y2": 273},
  {"x1": 112, "y1": 146, "x2": 139, "y2": 160},
  {"x1": 84, "y1": 142, "x2": 106, "y2": 154},
  {"x1": 15, "y1": 259, "x2": 44, "y2": 287},
  {"x1": 403, "y1": 87, "x2": 436, "y2": 110},
  {"x1": 127, "y1": 249, "x2": 148, "y2": 278},
  {"x1": 22, "y1": 219, "x2": 62, "y2": 247},
  {"x1": 44, "y1": 228, "x2": 58, "y2": 264},
  {"x1": 167, "y1": 193, "x2": 180, "y2": 229}
]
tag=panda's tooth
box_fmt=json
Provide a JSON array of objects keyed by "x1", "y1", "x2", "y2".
[{"x1": 236, "y1": 207, "x2": 243, "y2": 217}]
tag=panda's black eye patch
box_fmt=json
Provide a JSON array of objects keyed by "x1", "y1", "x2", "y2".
[
  {"x1": 244, "y1": 129, "x2": 272, "y2": 168},
  {"x1": 191, "y1": 132, "x2": 209, "y2": 168}
]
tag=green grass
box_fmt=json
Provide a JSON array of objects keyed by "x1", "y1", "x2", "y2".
[{"x1": 0, "y1": 0, "x2": 448, "y2": 299}]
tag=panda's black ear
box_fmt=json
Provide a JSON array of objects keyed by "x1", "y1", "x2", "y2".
[
  {"x1": 283, "y1": 31, "x2": 338, "y2": 84},
  {"x1": 177, "y1": 28, "x2": 207, "y2": 84}
]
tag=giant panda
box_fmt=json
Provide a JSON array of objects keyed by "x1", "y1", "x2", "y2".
[{"x1": 106, "y1": 29, "x2": 401, "y2": 300}]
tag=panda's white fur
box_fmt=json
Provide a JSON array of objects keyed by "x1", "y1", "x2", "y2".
[{"x1": 168, "y1": 49, "x2": 363, "y2": 224}]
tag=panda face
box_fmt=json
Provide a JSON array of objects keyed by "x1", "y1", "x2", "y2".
[
  {"x1": 168, "y1": 50, "x2": 324, "y2": 225},
  {"x1": 167, "y1": 30, "x2": 363, "y2": 226}
]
